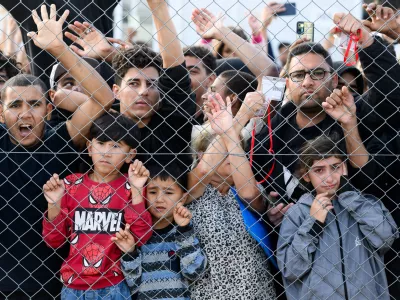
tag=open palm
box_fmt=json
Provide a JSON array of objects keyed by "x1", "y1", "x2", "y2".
[
  {"x1": 192, "y1": 8, "x2": 224, "y2": 40},
  {"x1": 65, "y1": 21, "x2": 112, "y2": 59},
  {"x1": 28, "y1": 5, "x2": 69, "y2": 51},
  {"x1": 206, "y1": 93, "x2": 234, "y2": 135}
]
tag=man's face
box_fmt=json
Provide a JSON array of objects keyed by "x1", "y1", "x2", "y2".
[
  {"x1": 114, "y1": 67, "x2": 160, "y2": 124},
  {"x1": 56, "y1": 73, "x2": 84, "y2": 93},
  {"x1": 337, "y1": 72, "x2": 359, "y2": 96},
  {"x1": 185, "y1": 56, "x2": 214, "y2": 113},
  {"x1": 1, "y1": 85, "x2": 51, "y2": 147},
  {"x1": 304, "y1": 156, "x2": 344, "y2": 198},
  {"x1": 286, "y1": 53, "x2": 337, "y2": 111},
  {"x1": 0, "y1": 70, "x2": 9, "y2": 93},
  {"x1": 201, "y1": 76, "x2": 230, "y2": 116},
  {"x1": 278, "y1": 47, "x2": 289, "y2": 66}
]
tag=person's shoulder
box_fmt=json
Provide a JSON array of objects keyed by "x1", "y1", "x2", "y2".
[{"x1": 44, "y1": 122, "x2": 76, "y2": 149}]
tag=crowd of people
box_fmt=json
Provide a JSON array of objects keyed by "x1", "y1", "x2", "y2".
[{"x1": 0, "y1": 0, "x2": 399, "y2": 299}]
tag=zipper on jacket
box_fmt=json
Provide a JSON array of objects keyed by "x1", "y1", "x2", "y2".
[{"x1": 332, "y1": 211, "x2": 349, "y2": 300}]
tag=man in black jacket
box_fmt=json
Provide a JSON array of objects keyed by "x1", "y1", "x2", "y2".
[
  {"x1": 251, "y1": 12, "x2": 400, "y2": 298},
  {"x1": 112, "y1": 0, "x2": 195, "y2": 172}
]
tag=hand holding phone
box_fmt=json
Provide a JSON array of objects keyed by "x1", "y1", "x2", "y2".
[{"x1": 277, "y1": 3, "x2": 297, "y2": 16}]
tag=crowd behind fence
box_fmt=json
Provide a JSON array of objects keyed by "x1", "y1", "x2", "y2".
[{"x1": 0, "y1": 0, "x2": 399, "y2": 299}]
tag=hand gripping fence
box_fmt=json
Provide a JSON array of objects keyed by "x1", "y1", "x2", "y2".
[{"x1": 0, "y1": 0, "x2": 399, "y2": 299}]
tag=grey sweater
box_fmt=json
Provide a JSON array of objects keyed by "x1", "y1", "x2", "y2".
[{"x1": 277, "y1": 190, "x2": 398, "y2": 300}]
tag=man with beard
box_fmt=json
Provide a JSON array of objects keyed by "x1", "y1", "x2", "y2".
[
  {"x1": 251, "y1": 12, "x2": 400, "y2": 299},
  {"x1": 251, "y1": 12, "x2": 400, "y2": 219}
]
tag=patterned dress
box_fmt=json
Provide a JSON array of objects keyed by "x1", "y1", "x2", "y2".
[{"x1": 187, "y1": 185, "x2": 276, "y2": 300}]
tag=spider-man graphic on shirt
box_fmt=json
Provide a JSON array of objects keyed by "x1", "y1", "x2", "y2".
[{"x1": 42, "y1": 173, "x2": 152, "y2": 290}]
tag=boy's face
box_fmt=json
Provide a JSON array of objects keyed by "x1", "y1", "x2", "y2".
[
  {"x1": 87, "y1": 139, "x2": 135, "y2": 176},
  {"x1": 113, "y1": 67, "x2": 160, "y2": 125},
  {"x1": 146, "y1": 177, "x2": 187, "y2": 221},
  {"x1": 303, "y1": 156, "x2": 344, "y2": 197},
  {"x1": 1, "y1": 85, "x2": 52, "y2": 148}
]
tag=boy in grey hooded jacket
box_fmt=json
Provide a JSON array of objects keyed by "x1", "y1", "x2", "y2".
[{"x1": 277, "y1": 136, "x2": 398, "y2": 300}]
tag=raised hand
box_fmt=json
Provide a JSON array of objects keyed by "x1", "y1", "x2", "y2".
[
  {"x1": 191, "y1": 8, "x2": 224, "y2": 40},
  {"x1": 111, "y1": 224, "x2": 136, "y2": 253},
  {"x1": 240, "y1": 91, "x2": 266, "y2": 119},
  {"x1": 27, "y1": 4, "x2": 69, "y2": 52},
  {"x1": 333, "y1": 12, "x2": 373, "y2": 48},
  {"x1": 43, "y1": 174, "x2": 65, "y2": 204},
  {"x1": 247, "y1": 12, "x2": 262, "y2": 35},
  {"x1": 173, "y1": 203, "x2": 192, "y2": 227},
  {"x1": 64, "y1": 21, "x2": 114, "y2": 59},
  {"x1": 128, "y1": 160, "x2": 150, "y2": 190},
  {"x1": 205, "y1": 93, "x2": 234, "y2": 135},
  {"x1": 362, "y1": 3, "x2": 399, "y2": 40},
  {"x1": 323, "y1": 86, "x2": 357, "y2": 127},
  {"x1": 310, "y1": 192, "x2": 333, "y2": 223},
  {"x1": 261, "y1": 2, "x2": 286, "y2": 29}
]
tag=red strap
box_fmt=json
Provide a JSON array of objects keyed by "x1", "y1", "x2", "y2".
[
  {"x1": 249, "y1": 104, "x2": 275, "y2": 184},
  {"x1": 344, "y1": 29, "x2": 361, "y2": 66}
]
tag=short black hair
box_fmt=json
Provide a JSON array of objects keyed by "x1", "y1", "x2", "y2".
[
  {"x1": 219, "y1": 70, "x2": 257, "y2": 103},
  {"x1": 183, "y1": 46, "x2": 216, "y2": 75},
  {"x1": 112, "y1": 45, "x2": 163, "y2": 86},
  {"x1": 278, "y1": 42, "x2": 290, "y2": 50},
  {"x1": 89, "y1": 111, "x2": 140, "y2": 149},
  {"x1": 1, "y1": 74, "x2": 47, "y2": 102},
  {"x1": 285, "y1": 43, "x2": 333, "y2": 76},
  {"x1": 216, "y1": 26, "x2": 248, "y2": 59},
  {"x1": 146, "y1": 163, "x2": 188, "y2": 192}
]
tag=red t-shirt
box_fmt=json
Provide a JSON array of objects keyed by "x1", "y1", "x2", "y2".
[{"x1": 42, "y1": 173, "x2": 152, "y2": 290}]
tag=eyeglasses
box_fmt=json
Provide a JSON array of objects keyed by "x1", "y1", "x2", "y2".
[{"x1": 289, "y1": 68, "x2": 331, "y2": 82}]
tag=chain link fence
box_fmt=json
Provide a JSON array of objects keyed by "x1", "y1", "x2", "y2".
[{"x1": 0, "y1": 0, "x2": 399, "y2": 299}]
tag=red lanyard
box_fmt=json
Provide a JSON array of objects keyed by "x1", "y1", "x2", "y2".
[
  {"x1": 344, "y1": 29, "x2": 361, "y2": 66},
  {"x1": 249, "y1": 104, "x2": 275, "y2": 184}
]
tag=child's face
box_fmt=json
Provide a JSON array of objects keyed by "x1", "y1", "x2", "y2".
[
  {"x1": 88, "y1": 139, "x2": 135, "y2": 176},
  {"x1": 303, "y1": 156, "x2": 344, "y2": 197},
  {"x1": 146, "y1": 177, "x2": 187, "y2": 221}
]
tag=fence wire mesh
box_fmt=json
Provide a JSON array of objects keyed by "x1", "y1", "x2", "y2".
[{"x1": 0, "y1": 0, "x2": 399, "y2": 299}]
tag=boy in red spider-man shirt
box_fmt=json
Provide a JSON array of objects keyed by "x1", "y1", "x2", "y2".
[{"x1": 42, "y1": 112, "x2": 152, "y2": 299}]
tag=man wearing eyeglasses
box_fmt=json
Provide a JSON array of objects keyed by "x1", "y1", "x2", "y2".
[
  {"x1": 252, "y1": 12, "x2": 400, "y2": 299},
  {"x1": 252, "y1": 12, "x2": 400, "y2": 220}
]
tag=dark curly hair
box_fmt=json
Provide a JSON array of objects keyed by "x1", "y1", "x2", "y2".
[
  {"x1": 112, "y1": 45, "x2": 163, "y2": 86},
  {"x1": 183, "y1": 46, "x2": 216, "y2": 75}
]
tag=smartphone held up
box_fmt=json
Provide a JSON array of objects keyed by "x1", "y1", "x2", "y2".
[{"x1": 296, "y1": 21, "x2": 314, "y2": 42}]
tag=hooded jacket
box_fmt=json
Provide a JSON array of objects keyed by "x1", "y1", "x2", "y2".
[{"x1": 277, "y1": 189, "x2": 398, "y2": 300}]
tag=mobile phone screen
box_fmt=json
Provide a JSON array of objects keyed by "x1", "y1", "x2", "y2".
[{"x1": 296, "y1": 21, "x2": 314, "y2": 42}]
